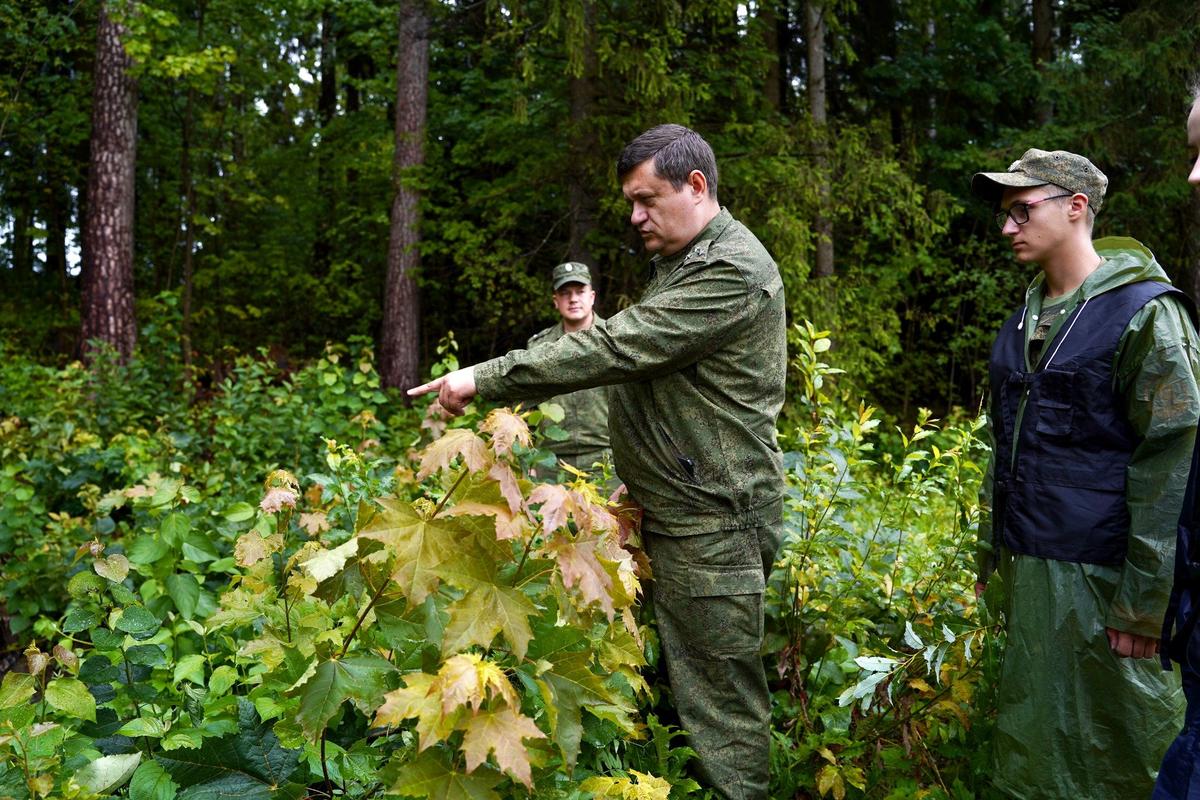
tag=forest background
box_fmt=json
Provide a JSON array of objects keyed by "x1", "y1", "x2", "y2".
[{"x1": 1, "y1": 1, "x2": 1200, "y2": 799}]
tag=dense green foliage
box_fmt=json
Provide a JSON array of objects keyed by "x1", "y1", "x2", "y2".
[
  {"x1": 0, "y1": 305, "x2": 995, "y2": 798},
  {"x1": 2, "y1": 0, "x2": 1199, "y2": 413}
]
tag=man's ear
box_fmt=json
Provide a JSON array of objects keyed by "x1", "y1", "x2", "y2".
[
  {"x1": 1068, "y1": 193, "x2": 1090, "y2": 219},
  {"x1": 688, "y1": 169, "x2": 707, "y2": 199}
]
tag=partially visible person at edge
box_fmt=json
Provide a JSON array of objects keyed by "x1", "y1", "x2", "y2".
[
  {"x1": 972, "y1": 148, "x2": 1200, "y2": 799},
  {"x1": 1156, "y1": 83, "x2": 1200, "y2": 800},
  {"x1": 409, "y1": 124, "x2": 786, "y2": 800},
  {"x1": 526, "y1": 261, "x2": 613, "y2": 479}
]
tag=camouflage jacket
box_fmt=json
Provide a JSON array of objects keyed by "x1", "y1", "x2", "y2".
[
  {"x1": 526, "y1": 318, "x2": 612, "y2": 458},
  {"x1": 475, "y1": 208, "x2": 786, "y2": 535}
]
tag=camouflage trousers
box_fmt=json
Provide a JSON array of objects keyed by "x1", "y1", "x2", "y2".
[{"x1": 644, "y1": 525, "x2": 782, "y2": 800}]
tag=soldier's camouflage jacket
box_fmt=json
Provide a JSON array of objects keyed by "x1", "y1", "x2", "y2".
[
  {"x1": 475, "y1": 208, "x2": 786, "y2": 535},
  {"x1": 526, "y1": 318, "x2": 611, "y2": 459}
]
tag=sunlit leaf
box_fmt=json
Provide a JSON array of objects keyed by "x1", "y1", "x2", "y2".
[
  {"x1": 417, "y1": 429, "x2": 492, "y2": 479},
  {"x1": 461, "y1": 705, "x2": 545, "y2": 787}
]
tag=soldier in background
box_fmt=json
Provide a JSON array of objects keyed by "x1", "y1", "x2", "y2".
[{"x1": 527, "y1": 262, "x2": 612, "y2": 476}]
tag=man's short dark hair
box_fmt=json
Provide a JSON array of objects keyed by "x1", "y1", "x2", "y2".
[{"x1": 616, "y1": 124, "x2": 718, "y2": 199}]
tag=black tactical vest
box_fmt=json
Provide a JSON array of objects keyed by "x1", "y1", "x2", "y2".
[{"x1": 989, "y1": 280, "x2": 1186, "y2": 566}]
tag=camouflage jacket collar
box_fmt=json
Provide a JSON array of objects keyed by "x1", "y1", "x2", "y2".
[{"x1": 651, "y1": 207, "x2": 734, "y2": 280}]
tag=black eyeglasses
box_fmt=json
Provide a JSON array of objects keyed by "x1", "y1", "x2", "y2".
[{"x1": 994, "y1": 194, "x2": 1073, "y2": 230}]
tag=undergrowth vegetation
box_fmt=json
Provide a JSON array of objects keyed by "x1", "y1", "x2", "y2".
[{"x1": 0, "y1": 309, "x2": 996, "y2": 799}]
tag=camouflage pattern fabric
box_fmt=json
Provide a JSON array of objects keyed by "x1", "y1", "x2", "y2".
[
  {"x1": 644, "y1": 525, "x2": 781, "y2": 800},
  {"x1": 526, "y1": 318, "x2": 612, "y2": 466},
  {"x1": 473, "y1": 208, "x2": 786, "y2": 798},
  {"x1": 474, "y1": 208, "x2": 787, "y2": 536}
]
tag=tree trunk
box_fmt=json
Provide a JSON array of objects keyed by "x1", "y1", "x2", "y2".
[
  {"x1": 1032, "y1": 0, "x2": 1054, "y2": 125},
  {"x1": 380, "y1": 0, "x2": 427, "y2": 391},
  {"x1": 313, "y1": 6, "x2": 337, "y2": 276},
  {"x1": 82, "y1": 0, "x2": 139, "y2": 359},
  {"x1": 806, "y1": 0, "x2": 834, "y2": 279},
  {"x1": 760, "y1": 0, "x2": 785, "y2": 114},
  {"x1": 566, "y1": 0, "x2": 598, "y2": 265}
]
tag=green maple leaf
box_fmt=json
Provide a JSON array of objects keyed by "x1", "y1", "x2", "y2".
[
  {"x1": 387, "y1": 749, "x2": 501, "y2": 800},
  {"x1": 442, "y1": 583, "x2": 537, "y2": 660},
  {"x1": 359, "y1": 498, "x2": 464, "y2": 604},
  {"x1": 291, "y1": 654, "x2": 397, "y2": 739},
  {"x1": 537, "y1": 650, "x2": 637, "y2": 770}
]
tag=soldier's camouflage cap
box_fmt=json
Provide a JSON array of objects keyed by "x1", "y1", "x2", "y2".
[
  {"x1": 552, "y1": 261, "x2": 592, "y2": 290},
  {"x1": 971, "y1": 148, "x2": 1108, "y2": 214}
]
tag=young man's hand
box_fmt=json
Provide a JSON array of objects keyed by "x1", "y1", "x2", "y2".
[
  {"x1": 408, "y1": 367, "x2": 477, "y2": 416},
  {"x1": 1105, "y1": 627, "x2": 1159, "y2": 659}
]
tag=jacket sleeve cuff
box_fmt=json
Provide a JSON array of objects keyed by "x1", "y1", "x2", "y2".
[
  {"x1": 473, "y1": 358, "x2": 506, "y2": 400},
  {"x1": 1103, "y1": 608, "x2": 1162, "y2": 639}
]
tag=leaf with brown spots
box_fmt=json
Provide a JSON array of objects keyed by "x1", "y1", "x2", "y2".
[
  {"x1": 417, "y1": 429, "x2": 492, "y2": 479},
  {"x1": 461, "y1": 706, "x2": 545, "y2": 787},
  {"x1": 480, "y1": 408, "x2": 531, "y2": 456}
]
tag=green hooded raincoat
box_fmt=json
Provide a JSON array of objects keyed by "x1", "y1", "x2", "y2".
[{"x1": 977, "y1": 237, "x2": 1200, "y2": 799}]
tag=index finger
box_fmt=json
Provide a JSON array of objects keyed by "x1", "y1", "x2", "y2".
[{"x1": 407, "y1": 378, "x2": 442, "y2": 396}]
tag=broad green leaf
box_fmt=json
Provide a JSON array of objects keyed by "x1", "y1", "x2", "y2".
[
  {"x1": 75, "y1": 753, "x2": 141, "y2": 795},
  {"x1": 160, "y1": 512, "x2": 190, "y2": 545},
  {"x1": 387, "y1": 749, "x2": 501, "y2": 800},
  {"x1": 208, "y1": 665, "x2": 238, "y2": 696},
  {"x1": 359, "y1": 498, "x2": 465, "y2": 604},
  {"x1": 68, "y1": 570, "x2": 107, "y2": 600},
  {"x1": 292, "y1": 655, "x2": 396, "y2": 739},
  {"x1": 45, "y1": 677, "x2": 96, "y2": 721},
  {"x1": 130, "y1": 759, "x2": 178, "y2": 800},
  {"x1": 538, "y1": 650, "x2": 636, "y2": 770},
  {"x1": 166, "y1": 573, "x2": 200, "y2": 619},
  {"x1": 157, "y1": 698, "x2": 300, "y2": 796},
  {"x1": 223, "y1": 502, "x2": 256, "y2": 523},
  {"x1": 118, "y1": 716, "x2": 171, "y2": 738},
  {"x1": 0, "y1": 672, "x2": 35, "y2": 708},
  {"x1": 182, "y1": 533, "x2": 220, "y2": 563},
  {"x1": 174, "y1": 653, "x2": 206, "y2": 686},
  {"x1": 128, "y1": 535, "x2": 171, "y2": 565},
  {"x1": 442, "y1": 584, "x2": 536, "y2": 660},
  {"x1": 115, "y1": 606, "x2": 161, "y2": 635},
  {"x1": 63, "y1": 605, "x2": 102, "y2": 633}
]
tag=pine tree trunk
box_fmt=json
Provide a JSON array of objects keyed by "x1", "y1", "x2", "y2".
[
  {"x1": 566, "y1": 0, "x2": 598, "y2": 265},
  {"x1": 806, "y1": 0, "x2": 834, "y2": 279},
  {"x1": 313, "y1": 6, "x2": 337, "y2": 276},
  {"x1": 82, "y1": 0, "x2": 138, "y2": 359},
  {"x1": 380, "y1": 0, "x2": 427, "y2": 391},
  {"x1": 1032, "y1": 0, "x2": 1054, "y2": 126}
]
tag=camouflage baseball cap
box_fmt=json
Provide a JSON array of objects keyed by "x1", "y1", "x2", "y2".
[
  {"x1": 971, "y1": 148, "x2": 1108, "y2": 214},
  {"x1": 552, "y1": 261, "x2": 592, "y2": 290}
]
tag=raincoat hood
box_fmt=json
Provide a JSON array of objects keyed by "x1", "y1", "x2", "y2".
[{"x1": 1022, "y1": 236, "x2": 1170, "y2": 307}]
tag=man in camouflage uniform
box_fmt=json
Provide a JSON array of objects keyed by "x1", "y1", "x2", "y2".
[
  {"x1": 410, "y1": 124, "x2": 786, "y2": 799},
  {"x1": 527, "y1": 261, "x2": 612, "y2": 475}
]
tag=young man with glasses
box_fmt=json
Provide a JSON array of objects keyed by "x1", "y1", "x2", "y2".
[{"x1": 972, "y1": 148, "x2": 1200, "y2": 799}]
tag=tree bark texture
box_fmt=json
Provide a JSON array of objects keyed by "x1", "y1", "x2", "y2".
[
  {"x1": 82, "y1": 0, "x2": 138, "y2": 359},
  {"x1": 381, "y1": 0, "x2": 427, "y2": 390},
  {"x1": 1032, "y1": 0, "x2": 1054, "y2": 125},
  {"x1": 566, "y1": 0, "x2": 598, "y2": 266},
  {"x1": 314, "y1": 6, "x2": 337, "y2": 275},
  {"x1": 806, "y1": 0, "x2": 834, "y2": 279}
]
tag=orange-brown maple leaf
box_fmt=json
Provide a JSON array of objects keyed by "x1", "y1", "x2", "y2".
[
  {"x1": 547, "y1": 532, "x2": 615, "y2": 619},
  {"x1": 480, "y1": 408, "x2": 532, "y2": 456},
  {"x1": 529, "y1": 483, "x2": 571, "y2": 535},
  {"x1": 416, "y1": 428, "x2": 492, "y2": 479},
  {"x1": 488, "y1": 463, "x2": 524, "y2": 516},
  {"x1": 461, "y1": 705, "x2": 546, "y2": 787}
]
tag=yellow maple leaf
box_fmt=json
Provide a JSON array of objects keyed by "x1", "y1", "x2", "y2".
[
  {"x1": 416, "y1": 429, "x2": 492, "y2": 479},
  {"x1": 435, "y1": 654, "x2": 518, "y2": 715},
  {"x1": 480, "y1": 408, "x2": 532, "y2": 456},
  {"x1": 358, "y1": 498, "x2": 461, "y2": 604},
  {"x1": 374, "y1": 672, "x2": 460, "y2": 751},
  {"x1": 234, "y1": 531, "x2": 284, "y2": 567}
]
